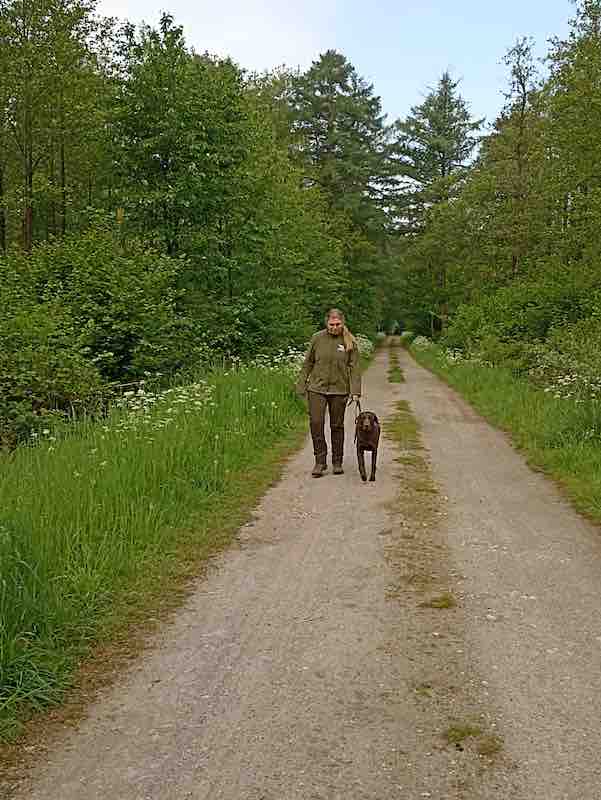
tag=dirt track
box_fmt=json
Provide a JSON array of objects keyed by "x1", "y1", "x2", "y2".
[{"x1": 8, "y1": 344, "x2": 601, "y2": 799}]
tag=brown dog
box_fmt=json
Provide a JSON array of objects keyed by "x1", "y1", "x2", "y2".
[{"x1": 355, "y1": 410, "x2": 380, "y2": 482}]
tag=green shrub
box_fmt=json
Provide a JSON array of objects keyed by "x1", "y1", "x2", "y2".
[
  {"x1": 547, "y1": 316, "x2": 601, "y2": 377},
  {"x1": 183, "y1": 290, "x2": 316, "y2": 360},
  {"x1": 27, "y1": 231, "x2": 194, "y2": 379},
  {"x1": 0, "y1": 230, "x2": 202, "y2": 444},
  {"x1": 445, "y1": 264, "x2": 596, "y2": 354},
  {"x1": 0, "y1": 299, "x2": 103, "y2": 447}
]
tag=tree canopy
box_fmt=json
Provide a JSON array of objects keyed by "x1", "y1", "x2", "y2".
[{"x1": 3, "y1": 0, "x2": 601, "y2": 441}]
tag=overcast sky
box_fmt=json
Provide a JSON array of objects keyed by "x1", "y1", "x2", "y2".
[{"x1": 96, "y1": 0, "x2": 575, "y2": 128}]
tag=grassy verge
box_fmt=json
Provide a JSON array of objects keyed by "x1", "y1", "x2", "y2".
[
  {"x1": 410, "y1": 344, "x2": 601, "y2": 523},
  {"x1": 0, "y1": 362, "x2": 306, "y2": 741}
]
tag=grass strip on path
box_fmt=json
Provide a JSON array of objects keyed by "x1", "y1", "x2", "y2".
[
  {"x1": 387, "y1": 340, "x2": 405, "y2": 384},
  {"x1": 383, "y1": 396, "x2": 504, "y2": 771},
  {"x1": 409, "y1": 343, "x2": 601, "y2": 524}
]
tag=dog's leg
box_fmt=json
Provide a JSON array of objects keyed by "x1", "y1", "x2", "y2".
[
  {"x1": 369, "y1": 447, "x2": 377, "y2": 482},
  {"x1": 357, "y1": 444, "x2": 367, "y2": 482}
]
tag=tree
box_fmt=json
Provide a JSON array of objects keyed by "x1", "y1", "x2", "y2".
[
  {"x1": 45, "y1": 0, "x2": 101, "y2": 237},
  {"x1": 0, "y1": 0, "x2": 106, "y2": 249},
  {"x1": 0, "y1": 29, "x2": 12, "y2": 252},
  {"x1": 462, "y1": 39, "x2": 550, "y2": 280},
  {"x1": 113, "y1": 14, "x2": 250, "y2": 258},
  {"x1": 393, "y1": 72, "x2": 483, "y2": 329},
  {"x1": 290, "y1": 49, "x2": 395, "y2": 233},
  {"x1": 393, "y1": 71, "x2": 483, "y2": 232},
  {"x1": 1, "y1": 0, "x2": 55, "y2": 249},
  {"x1": 545, "y1": 0, "x2": 601, "y2": 263},
  {"x1": 288, "y1": 50, "x2": 399, "y2": 332}
]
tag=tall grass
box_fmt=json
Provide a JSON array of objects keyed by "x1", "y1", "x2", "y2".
[
  {"x1": 411, "y1": 344, "x2": 601, "y2": 521},
  {"x1": 0, "y1": 359, "x2": 305, "y2": 739}
]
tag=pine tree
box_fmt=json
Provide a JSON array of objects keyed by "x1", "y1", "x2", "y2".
[
  {"x1": 394, "y1": 71, "x2": 483, "y2": 232},
  {"x1": 290, "y1": 49, "x2": 395, "y2": 233},
  {"x1": 289, "y1": 50, "x2": 400, "y2": 330},
  {"x1": 393, "y1": 73, "x2": 483, "y2": 331}
]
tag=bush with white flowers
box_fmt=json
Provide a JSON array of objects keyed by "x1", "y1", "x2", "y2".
[
  {"x1": 411, "y1": 335, "x2": 433, "y2": 350},
  {"x1": 355, "y1": 334, "x2": 374, "y2": 357}
]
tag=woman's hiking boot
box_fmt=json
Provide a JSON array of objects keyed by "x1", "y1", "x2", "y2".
[{"x1": 311, "y1": 462, "x2": 327, "y2": 478}]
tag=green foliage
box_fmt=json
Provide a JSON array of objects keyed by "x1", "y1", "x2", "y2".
[
  {"x1": 290, "y1": 49, "x2": 394, "y2": 230},
  {"x1": 0, "y1": 294, "x2": 103, "y2": 448},
  {"x1": 394, "y1": 71, "x2": 483, "y2": 231},
  {"x1": 0, "y1": 228, "x2": 207, "y2": 444},
  {"x1": 400, "y1": 0, "x2": 601, "y2": 372},
  {"x1": 3, "y1": 229, "x2": 195, "y2": 378},
  {"x1": 113, "y1": 15, "x2": 250, "y2": 257},
  {"x1": 445, "y1": 267, "x2": 590, "y2": 351},
  {"x1": 546, "y1": 315, "x2": 601, "y2": 382}
]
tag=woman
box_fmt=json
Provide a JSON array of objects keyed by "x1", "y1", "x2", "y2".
[{"x1": 296, "y1": 308, "x2": 362, "y2": 477}]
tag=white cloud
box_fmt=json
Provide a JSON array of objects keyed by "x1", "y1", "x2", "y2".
[{"x1": 96, "y1": 0, "x2": 339, "y2": 72}]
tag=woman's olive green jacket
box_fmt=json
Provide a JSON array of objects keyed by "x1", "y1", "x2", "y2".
[{"x1": 296, "y1": 330, "x2": 362, "y2": 397}]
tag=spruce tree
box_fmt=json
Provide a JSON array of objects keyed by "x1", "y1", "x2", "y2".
[
  {"x1": 290, "y1": 49, "x2": 395, "y2": 233},
  {"x1": 394, "y1": 71, "x2": 483, "y2": 231}
]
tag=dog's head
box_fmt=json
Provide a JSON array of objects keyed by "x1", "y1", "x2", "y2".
[{"x1": 357, "y1": 411, "x2": 379, "y2": 433}]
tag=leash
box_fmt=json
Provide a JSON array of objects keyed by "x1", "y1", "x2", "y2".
[
  {"x1": 350, "y1": 397, "x2": 361, "y2": 441},
  {"x1": 347, "y1": 396, "x2": 361, "y2": 417}
]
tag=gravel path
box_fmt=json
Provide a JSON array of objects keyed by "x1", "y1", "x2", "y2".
[
  {"x1": 400, "y1": 349, "x2": 601, "y2": 799},
  {"x1": 8, "y1": 344, "x2": 601, "y2": 799}
]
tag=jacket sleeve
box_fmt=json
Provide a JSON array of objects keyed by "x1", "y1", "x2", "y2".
[
  {"x1": 296, "y1": 338, "x2": 316, "y2": 394},
  {"x1": 349, "y1": 344, "x2": 362, "y2": 396}
]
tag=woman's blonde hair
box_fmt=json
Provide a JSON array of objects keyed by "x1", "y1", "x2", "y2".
[{"x1": 325, "y1": 308, "x2": 356, "y2": 352}]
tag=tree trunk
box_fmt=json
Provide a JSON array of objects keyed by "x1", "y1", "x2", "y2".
[
  {"x1": 48, "y1": 148, "x2": 57, "y2": 238},
  {"x1": 23, "y1": 161, "x2": 34, "y2": 251},
  {"x1": 438, "y1": 266, "x2": 448, "y2": 331},
  {"x1": 59, "y1": 136, "x2": 66, "y2": 236},
  {"x1": 22, "y1": 110, "x2": 34, "y2": 251},
  {"x1": 0, "y1": 164, "x2": 6, "y2": 252}
]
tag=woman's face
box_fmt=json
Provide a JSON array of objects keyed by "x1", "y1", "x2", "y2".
[{"x1": 327, "y1": 316, "x2": 344, "y2": 335}]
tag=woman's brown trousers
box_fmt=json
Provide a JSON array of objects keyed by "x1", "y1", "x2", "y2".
[{"x1": 307, "y1": 391, "x2": 349, "y2": 466}]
